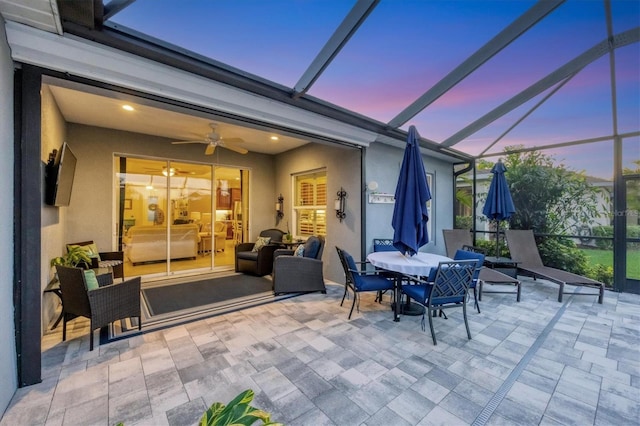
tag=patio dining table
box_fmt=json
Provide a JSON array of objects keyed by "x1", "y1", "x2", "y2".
[{"x1": 367, "y1": 251, "x2": 452, "y2": 322}]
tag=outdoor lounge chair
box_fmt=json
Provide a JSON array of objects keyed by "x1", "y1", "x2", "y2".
[
  {"x1": 443, "y1": 229, "x2": 521, "y2": 302},
  {"x1": 505, "y1": 230, "x2": 604, "y2": 303}
]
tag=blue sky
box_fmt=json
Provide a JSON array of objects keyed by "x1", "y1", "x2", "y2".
[{"x1": 110, "y1": 0, "x2": 639, "y2": 178}]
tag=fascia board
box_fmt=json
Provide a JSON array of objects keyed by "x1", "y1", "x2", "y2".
[{"x1": 5, "y1": 21, "x2": 378, "y2": 147}]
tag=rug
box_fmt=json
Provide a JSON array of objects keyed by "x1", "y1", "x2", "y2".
[
  {"x1": 104, "y1": 273, "x2": 300, "y2": 343},
  {"x1": 142, "y1": 274, "x2": 273, "y2": 316}
]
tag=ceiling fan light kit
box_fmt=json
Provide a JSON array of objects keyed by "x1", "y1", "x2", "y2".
[{"x1": 171, "y1": 122, "x2": 248, "y2": 155}]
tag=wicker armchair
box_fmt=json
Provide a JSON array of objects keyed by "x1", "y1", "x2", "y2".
[
  {"x1": 272, "y1": 236, "x2": 326, "y2": 295},
  {"x1": 66, "y1": 240, "x2": 125, "y2": 281},
  {"x1": 235, "y1": 228, "x2": 285, "y2": 276},
  {"x1": 55, "y1": 265, "x2": 141, "y2": 351}
]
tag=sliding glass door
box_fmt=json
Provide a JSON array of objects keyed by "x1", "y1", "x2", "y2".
[{"x1": 116, "y1": 156, "x2": 246, "y2": 279}]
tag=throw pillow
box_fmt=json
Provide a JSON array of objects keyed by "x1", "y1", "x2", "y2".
[
  {"x1": 83, "y1": 269, "x2": 99, "y2": 291},
  {"x1": 303, "y1": 237, "x2": 321, "y2": 258},
  {"x1": 294, "y1": 244, "x2": 305, "y2": 257},
  {"x1": 252, "y1": 236, "x2": 271, "y2": 252}
]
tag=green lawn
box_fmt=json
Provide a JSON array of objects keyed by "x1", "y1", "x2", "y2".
[{"x1": 581, "y1": 248, "x2": 640, "y2": 279}]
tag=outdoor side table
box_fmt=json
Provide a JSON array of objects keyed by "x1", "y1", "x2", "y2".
[{"x1": 484, "y1": 256, "x2": 520, "y2": 278}]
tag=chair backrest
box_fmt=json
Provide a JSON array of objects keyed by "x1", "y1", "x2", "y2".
[
  {"x1": 303, "y1": 236, "x2": 325, "y2": 259},
  {"x1": 453, "y1": 249, "x2": 485, "y2": 281},
  {"x1": 335, "y1": 247, "x2": 358, "y2": 289},
  {"x1": 259, "y1": 228, "x2": 285, "y2": 243},
  {"x1": 505, "y1": 230, "x2": 544, "y2": 267},
  {"x1": 442, "y1": 229, "x2": 472, "y2": 258},
  {"x1": 430, "y1": 260, "x2": 476, "y2": 306},
  {"x1": 373, "y1": 238, "x2": 396, "y2": 252},
  {"x1": 214, "y1": 221, "x2": 226, "y2": 233},
  {"x1": 67, "y1": 240, "x2": 95, "y2": 250},
  {"x1": 55, "y1": 265, "x2": 91, "y2": 317}
]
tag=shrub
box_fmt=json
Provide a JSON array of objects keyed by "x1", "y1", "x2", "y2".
[
  {"x1": 537, "y1": 237, "x2": 590, "y2": 275},
  {"x1": 629, "y1": 225, "x2": 640, "y2": 249},
  {"x1": 592, "y1": 225, "x2": 640, "y2": 250},
  {"x1": 586, "y1": 263, "x2": 614, "y2": 287},
  {"x1": 592, "y1": 225, "x2": 613, "y2": 250},
  {"x1": 455, "y1": 216, "x2": 472, "y2": 230},
  {"x1": 475, "y1": 239, "x2": 509, "y2": 257}
]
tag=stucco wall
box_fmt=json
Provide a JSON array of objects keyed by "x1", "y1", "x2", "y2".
[
  {"x1": 60, "y1": 123, "x2": 277, "y2": 250},
  {"x1": 274, "y1": 143, "x2": 361, "y2": 284},
  {"x1": 364, "y1": 142, "x2": 454, "y2": 257},
  {"x1": 0, "y1": 16, "x2": 17, "y2": 416}
]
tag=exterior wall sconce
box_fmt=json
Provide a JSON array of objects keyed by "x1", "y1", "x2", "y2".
[
  {"x1": 276, "y1": 194, "x2": 284, "y2": 218},
  {"x1": 335, "y1": 187, "x2": 347, "y2": 222}
]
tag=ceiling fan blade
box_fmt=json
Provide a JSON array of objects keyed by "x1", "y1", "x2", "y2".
[
  {"x1": 205, "y1": 143, "x2": 215, "y2": 155},
  {"x1": 171, "y1": 140, "x2": 207, "y2": 145},
  {"x1": 222, "y1": 143, "x2": 248, "y2": 154}
]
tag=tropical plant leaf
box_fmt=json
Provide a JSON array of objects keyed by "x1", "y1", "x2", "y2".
[
  {"x1": 199, "y1": 390, "x2": 282, "y2": 426},
  {"x1": 200, "y1": 402, "x2": 226, "y2": 426}
]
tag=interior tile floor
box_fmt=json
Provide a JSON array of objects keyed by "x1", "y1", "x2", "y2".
[{"x1": 2, "y1": 277, "x2": 639, "y2": 426}]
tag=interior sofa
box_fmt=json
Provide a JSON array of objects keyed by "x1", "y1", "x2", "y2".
[
  {"x1": 213, "y1": 221, "x2": 227, "y2": 251},
  {"x1": 124, "y1": 224, "x2": 199, "y2": 264}
]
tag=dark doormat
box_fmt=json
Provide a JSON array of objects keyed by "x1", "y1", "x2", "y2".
[
  {"x1": 103, "y1": 273, "x2": 302, "y2": 344},
  {"x1": 142, "y1": 274, "x2": 273, "y2": 316}
]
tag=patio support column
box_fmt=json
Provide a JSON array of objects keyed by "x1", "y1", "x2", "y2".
[{"x1": 14, "y1": 64, "x2": 43, "y2": 386}]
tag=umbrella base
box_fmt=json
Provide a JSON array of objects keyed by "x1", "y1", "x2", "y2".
[{"x1": 391, "y1": 301, "x2": 424, "y2": 316}]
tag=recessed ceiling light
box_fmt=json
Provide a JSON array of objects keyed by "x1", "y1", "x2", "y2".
[
  {"x1": 270, "y1": 136, "x2": 279, "y2": 141},
  {"x1": 122, "y1": 105, "x2": 135, "y2": 111}
]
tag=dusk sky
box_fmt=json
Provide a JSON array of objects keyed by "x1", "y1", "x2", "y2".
[{"x1": 110, "y1": 0, "x2": 639, "y2": 178}]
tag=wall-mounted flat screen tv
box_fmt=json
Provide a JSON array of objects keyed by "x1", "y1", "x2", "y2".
[{"x1": 45, "y1": 142, "x2": 77, "y2": 207}]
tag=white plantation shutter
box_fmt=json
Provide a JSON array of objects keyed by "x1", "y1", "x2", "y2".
[{"x1": 294, "y1": 171, "x2": 327, "y2": 236}]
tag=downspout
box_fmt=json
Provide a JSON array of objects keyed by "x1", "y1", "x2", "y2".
[{"x1": 361, "y1": 147, "x2": 367, "y2": 261}]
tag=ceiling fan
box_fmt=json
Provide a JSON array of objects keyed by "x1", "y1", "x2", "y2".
[
  {"x1": 143, "y1": 166, "x2": 192, "y2": 176},
  {"x1": 171, "y1": 122, "x2": 248, "y2": 155}
]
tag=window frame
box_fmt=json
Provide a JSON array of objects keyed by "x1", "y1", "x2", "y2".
[{"x1": 292, "y1": 169, "x2": 327, "y2": 237}]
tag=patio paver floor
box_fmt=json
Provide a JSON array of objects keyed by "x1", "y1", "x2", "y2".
[{"x1": 1, "y1": 276, "x2": 639, "y2": 425}]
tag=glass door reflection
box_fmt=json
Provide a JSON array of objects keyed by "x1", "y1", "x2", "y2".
[{"x1": 117, "y1": 156, "x2": 243, "y2": 278}]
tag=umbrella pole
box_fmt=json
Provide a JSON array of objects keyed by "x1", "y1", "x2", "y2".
[{"x1": 495, "y1": 220, "x2": 500, "y2": 257}]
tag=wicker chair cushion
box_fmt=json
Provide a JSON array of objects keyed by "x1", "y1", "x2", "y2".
[
  {"x1": 83, "y1": 270, "x2": 99, "y2": 291},
  {"x1": 98, "y1": 259, "x2": 123, "y2": 268},
  {"x1": 303, "y1": 237, "x2": 321, "y2": 258},
  {"x1": 252, "y1": 236, "x2": 271, "y2": 252}
]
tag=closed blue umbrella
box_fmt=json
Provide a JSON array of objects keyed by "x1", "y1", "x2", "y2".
[
  {"x1": 482, "y1": 159, "x2": 516, "y2": 256},
  {"x1": 392, "y1": 126, "x2": 432, "y2": 256}
]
